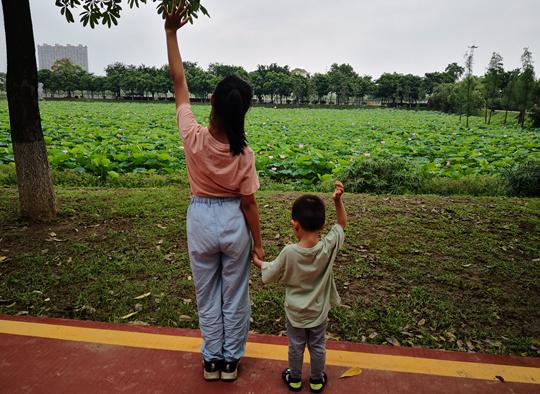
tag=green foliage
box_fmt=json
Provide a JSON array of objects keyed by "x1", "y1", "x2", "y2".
[
  {"x1": 50, "y1": 58, "x2": 87, "y2": 97},
  {"x1": 0, "y1": 73, "x2": 6, "y2": 93},
  {"x1": 55, "y1": 0, "x2": 209, "y2": 28},
  {"x1": 516, "y1": 48, "x2": 536, "y2": 127},
  {"x1": 504, "y1": 160, "x2": 540, "y2": 197},
  {"x1": 338, "y1": 156, "x2": 423, "y2": 194},
  {"x1": 327, "y1": 63, "x2": 358, "y2": 105},
  {"x1": 1, "y1": 101, "x2": 538, "y2": 184},
  {"x1": 376, "y1": 73, "x2": 425, "y2": 106},
  {"x1": 430, "y1": 79, "x2": 483, "y2": 116},
  {"x1": 420, "y1": 175, "x2": 508, "y2": 196},
  {"x1": 423, "y1": 64, "x2": 460, "y2": 95}
]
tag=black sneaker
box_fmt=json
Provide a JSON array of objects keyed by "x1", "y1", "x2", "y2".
[
  {"x1": 282, "y1": 368, "x2": 302, "y2": 392},
  {"x1": 203, "y1": 359, "x2": 223, "y2": 381},
  {"x1": 309, "y1": 372, "x2": 327, "y2": 393},
  {"x1": 221, "y1": 359, "x2": 239, "y2": 381}
]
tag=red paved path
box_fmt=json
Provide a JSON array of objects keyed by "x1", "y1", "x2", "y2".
[{"x1": 1, "y1": 315, "x2": 539, "y2": 393}]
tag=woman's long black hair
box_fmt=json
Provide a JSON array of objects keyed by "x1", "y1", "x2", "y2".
[{"x1": 211, "y1": 74, "x2": 253, "y2": 156}]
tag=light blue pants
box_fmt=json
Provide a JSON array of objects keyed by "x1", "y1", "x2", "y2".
[{"x1": 186, "y1": 196, "x2": 252, "y2": 362}]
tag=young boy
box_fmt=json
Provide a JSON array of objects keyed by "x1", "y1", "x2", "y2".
[{"x1": 253, "y1": 181, "x2": 346, "y2": 393}]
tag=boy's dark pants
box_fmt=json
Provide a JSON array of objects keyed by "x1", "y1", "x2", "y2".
[{"x1": 286, "y1": 318, "x2": 327, "y2": 380}]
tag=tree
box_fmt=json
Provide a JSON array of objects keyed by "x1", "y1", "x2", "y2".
[
  {"x1": 445, "y1": 62, "x2": 465, "y2": 82},
  {"x1": 93, "y1": 75, "x2": 109, "y2": 99},
  {"x1": 430, "y1": 83, "x2": 461, "y2": 113},
  {"x1": 156, "y1": 65, "x2": 173, "y2": 98},
  {"x1": 37, "y1": 69, "x2": 54, "y2": 97},
  {"x1": 51, "y1": 58, "x2": 86, "y2": 98},
  {"x1": 79, "y1": 71, "x2": 96, "y2": 98},
  {"x1": 376, "y1": 73, "x2": 400, "y2": 105},
  {"x1": 55, "y1": 0, "x2": 209, "y2": 28},
  {"x1": 105, "y1": 62, "x2": 127, "y2": 99},
  {"x1": 311, "y1": 73, "x2": 330, "y2": 104},
  {"x1": 501, "y1": 69, "x2": 520, "y2": 126},
  {"x1": 208, "y1": 63, "x2": 249, "y2": 81},
  {"x1": 1, "y1": 0, "x2": 209, "y2": 219},
  {"x1": 290, "y1": 72, "x2": 312, "y2": 104},
  {"x1": 1, "y1": 0, "x2": 56, "y2": 219},
  {"x1": 327, "y1": 63, "x2": 357, "y2": 105},
  {"x1": 531, "y1": 79, "x2": 540, "y2": 128},
  {"x1": 249, "y1": 66, "x2": 268, "y2": 103},
  {"x1": 516, "y1": 48, "x2": 535, "y2": 128},
  {"x1": 401, "y1": 74, "x2": 424, "y2": 107},
  {"x1": 184, "y1": 61, "x2": 213, "y2": 100},
  {"x1": 483, "y1": 52, "x2": 504, "y2": 124},
  {"x1": 464, "y1": 45, "x2": 478, "y2": 128},
  {"x1": 353, "y1": 75, "x2": 375, "y2": 105}
]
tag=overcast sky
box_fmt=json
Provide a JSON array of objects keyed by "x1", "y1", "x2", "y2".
[{"x1": 1, "y1": 0, "x2": 539, "y2": 77}]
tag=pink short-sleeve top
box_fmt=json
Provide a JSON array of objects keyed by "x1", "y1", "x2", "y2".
[{"x1": 176, "y1": 103, "x2": 260, "y2": 197}]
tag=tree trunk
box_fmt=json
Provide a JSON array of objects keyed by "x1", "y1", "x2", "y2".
[
  {"x1": 519, "y1": 110, "x2": 525, "y2": 128},
  {"x1": 2, "y1": 0, "x2": 57, "y2": 220},
  {"x1": 504, "y1": 109, "x2": 508, "y2": 126},
  {"x1": 484, "y1": 103, "x2": 488, "y2": 123}
]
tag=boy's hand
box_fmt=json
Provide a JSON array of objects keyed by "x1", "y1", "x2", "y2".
[
  {"x1": 164, "y1": 0, "x2": 190, "y2": 33},
  {"x1": 253, "y1": 245, "x2": 265, "y2": 261},
  {"x1": 252, "y1": 253, "x2": 264, "y2": 269},
  {"x1": 333, "y1": 181, "x2": 345, "y2": 201}
]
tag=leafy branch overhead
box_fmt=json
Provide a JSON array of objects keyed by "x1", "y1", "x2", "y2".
[{"x1": 54, "y1": 0, "x2": 210, "y2": 28}]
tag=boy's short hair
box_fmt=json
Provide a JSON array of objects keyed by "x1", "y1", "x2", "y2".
[{"x1": 292, "y1": 194, "x2": 325, "y2": 231}]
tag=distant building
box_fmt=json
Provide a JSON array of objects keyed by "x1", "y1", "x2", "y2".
[
  {"x1": 37, "y1": 44, "x2": 88, "y2": 72},
  {"x1": 0, "y1": 17, "x2": 6, "y2": 73}
]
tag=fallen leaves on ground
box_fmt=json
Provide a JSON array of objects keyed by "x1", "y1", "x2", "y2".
[
  {"x1": 121, "y1": 311, "x2": 138, "y2": 320},
  {"x1": 134, "y1": 292, "x2": 151, "y2": 300},
  {"x1": 340, "y1": 367, "x2": 362, "y2": 378}
]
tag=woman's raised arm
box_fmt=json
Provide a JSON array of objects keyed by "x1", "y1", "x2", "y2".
[{"x1": 165, "y1": 0, "x2": 190, "y2": 107}]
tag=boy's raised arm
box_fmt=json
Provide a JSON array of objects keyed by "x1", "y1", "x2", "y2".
[
  {"x1": 333, "y1": 181, "x2": 347, "y2": 229},
  {"x1": 165, "y1": 0, "x2": 190, "y2": 107}
]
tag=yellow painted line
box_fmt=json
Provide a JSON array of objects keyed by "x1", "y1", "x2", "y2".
[{"x1": 1, "y1": 319, "x2": 539, "y2": 384}]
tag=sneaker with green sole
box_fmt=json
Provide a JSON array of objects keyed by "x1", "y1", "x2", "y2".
[
  {"x1": 282, "y1": 368, "x2": 302, "y2": 392},
  {"x1": 309, "y1": 372, "x2": 328, "y2": 393}
]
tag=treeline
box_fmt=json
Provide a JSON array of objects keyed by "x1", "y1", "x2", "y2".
[
  {"x1": 1, "y1": 47, "x2": 538, "y2": 127},
  {"x1": 430, "y1": 48, "x2": 539, "y2": 127}
]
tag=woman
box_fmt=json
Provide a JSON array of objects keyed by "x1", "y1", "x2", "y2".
[{"x1": 165, "y1": 1, "x2": 264, "y2": 382}]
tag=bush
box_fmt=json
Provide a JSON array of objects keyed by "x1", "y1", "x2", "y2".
[
  {"x1": 503, "y1": 160, "x2": 540, "y2": 197},
  {"x1": 420, "y1": 175, "x2": 508, "y2": 196},
  {"x1": 338, "y1": 157, "x2": 423, "y2": 194}
]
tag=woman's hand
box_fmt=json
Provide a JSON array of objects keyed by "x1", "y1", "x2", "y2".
[
  {"x1": 164, "y1": 0, "x2": 190, "y2": 33},
  {"x1": 253, "y1": 245, "x2": 265, "y2": 261}
]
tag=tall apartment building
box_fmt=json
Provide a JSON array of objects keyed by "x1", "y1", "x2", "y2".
[
  {"x1": 37, "y1": 44, "x2": 89, "y2": 72},
  {"x1": 0, "y1": 16, "x2": 6, "y2": 73}
]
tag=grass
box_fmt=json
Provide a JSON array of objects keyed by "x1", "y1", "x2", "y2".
[{"x1": 0, "y1": 187, "x2": 539, "y2": 357}]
